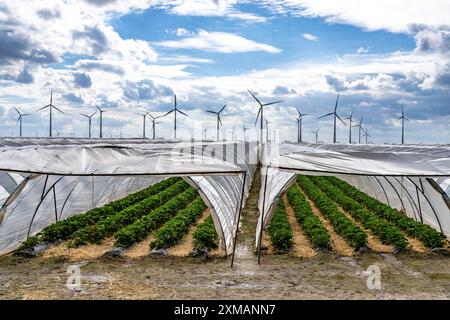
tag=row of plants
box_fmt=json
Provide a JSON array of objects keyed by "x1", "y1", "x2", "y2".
[
  {"x1": 69, "y1": 180, "x2": 191, "y2": 246},
  {"x1": 267, "y1": 200, "x2": 293, "y2": 252},
  {"x1": 149, "y1": 197, "x2": 207, "y2": 250},
  {"x1": 326, "y1": 177, "x2": 446, "y2": 248},
  {"x1": 296, "y1": 176, "x2": 368, "y2": 249},
  {"x1": 192, "y1": 215, "x2": 219, "y2": 250},
  {"x1": 309, "y1": 177, "x2": 408, "y2": 250},
  {"x1": 286, "y1": 185, "x2": 331, "y2": 249},
  {"x1": 113, "y1": 188, "x2": 199, "y2": 248},
  {"x1": 19, "y1": 177, "x2": 181, "y2": 249}
]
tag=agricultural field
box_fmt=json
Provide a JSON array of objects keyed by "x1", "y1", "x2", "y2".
[{"x1": 0, "y1": 173, "x2": 449, "y2": 300}]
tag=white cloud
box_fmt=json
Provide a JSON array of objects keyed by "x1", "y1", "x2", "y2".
[
  {"x1": 155, "y1": 29, "x2": 281, "y2": 53},
  {"x1": 174, "y1": 28, "x2": 192, "y2": 36},
  {"x1": 259, "y1": 0, "x2": 450, "y2": 33},
  {"x1": 302, "y1": 33, "x2": 318, "y2": 41},
  {"x1": 357, "y1": 47, "x2": 369, "y2": 54}
]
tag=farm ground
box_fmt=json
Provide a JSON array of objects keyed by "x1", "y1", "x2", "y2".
[{"x1": 0, "y1": 172, "x2": 449, "y2": 299}]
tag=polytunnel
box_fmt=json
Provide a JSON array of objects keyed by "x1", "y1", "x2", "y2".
[
  {"x1": 0, "y1": 138, "x2": 258, "y2": 257},
  {"x1": 257, "y1": 142, "x2": 450, "y2": 258}
]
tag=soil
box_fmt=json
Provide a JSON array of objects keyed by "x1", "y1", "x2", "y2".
[{"x1": 0, "y1": 170, "x2": 449, "y2": 300}]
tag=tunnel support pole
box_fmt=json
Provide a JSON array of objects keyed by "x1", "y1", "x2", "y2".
[
  {"x1": 257, "y1": 167, "x2": 269, "y2": 265},
  {"x1": 231, "y1": 170, "x2": 247, "y2": 268}
]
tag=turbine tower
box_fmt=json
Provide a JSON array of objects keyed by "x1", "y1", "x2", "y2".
[
  {"x1": 242, "y1": 124, "x2": 249, "y2": 141},
  {"x1": 96, "y1": 106, "x2": 108, "y2": 138},
  {"x1": 264, "y1": 119, "x2": 270, "y2": 143},
  {"x1": 148, "y1": 113, "x2": 164, "y2": 140},
  {"x1": 352, "y1": 116, "x2": 364, "y2": 144},
  {"x1": 81, "y1": 111, "x2": 97, "y2": 138},
  {"x1": 248, "y1": 89, "x2": 282, "y2": 144},
  {"x1": 164, "y1": 94, "x2": 188, "y2": 139},
  {"x1": 36, "y1": 89, "x2": 63, "y2": 137},
  {"x1": 14, "y1": 107, "x2": 30, "y2": 137},
  {"x1": 398, "y1": 106, "x2": 408, "y2": 144},
  {"x1": 312, "y1": 129, "x2": 320, "y2": 143},
  {"x1": 138, "y1": 112, "x2": 149, "y2": 139},
  {"x1": 206, "y1": 104, "x2": 226, "y2": 141},
  {"x1": 318, "y1": 94, "x2": 345, "y2": 143},
  {"x1": 363, "y1": 127, "x2": 371, "y2": 144},
  {"x1": 294, "y1": 107, "x2": 309, "y2": 143},
  {"x1": 345, "y1": 109, "x2": 354, "y2": 144}
]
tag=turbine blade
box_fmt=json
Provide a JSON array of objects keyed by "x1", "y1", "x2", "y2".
[
  {"x1": 36, "y1": 105, "x2": 49, "y2": 112},
  {"x1": 53, "y1": 105, "x2": 64, "y2": 113},
  {"x1": 263, "y1": 100, "x2": 283, "y2": 106},
  {"x1": 16, "y1": 116, "x2": 20, "y2": 124},
  {"x1": 336, "y1": 114, "x2": 346, "y2": 125},
  {"x1": 164, "y1": 109, "x2": 174, "y2": 116},
  {"x1": 218, "y1": 115, "x2": 222, "y2": 126},
  {"x1": 177, "y1": 109, "x2": 188, "y2": 117},
  {"x1": 81, "y1": 113, "x2": 89, "y2": 118},
  {"x1": 174, "y1": 94, "x2": 177, "y2": 107},
  {"x1": 90, "y1": 111, "x2": 97, "y2": 117},
  {"x1": 254, "y1": 107, "x2": 261, "y2": 126},
  {"x1": 14, "y1": 107, "x2": 20, "y2": 115},
  {"x1": 206, "y1": 110, "x2": 217, "y2": 114},
  {"x1": 247, "y1": 89, "x2": 262, "y2": 106},
  {"x1": 219, "y1": 104, "x2": 227, "y2": 113},
  {"x1": 334, "y1": 94, "x2": 340, "y2": 112},
  {"x1": 318, "y1": 112, "x2": 333, "y2": 119}
]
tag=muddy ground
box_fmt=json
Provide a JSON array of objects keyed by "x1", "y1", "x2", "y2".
[{"x1": 0, "y1": 171, "x2": 449, "y2": 300}]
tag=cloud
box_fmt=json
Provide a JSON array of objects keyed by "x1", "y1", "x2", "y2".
[
  {"x1": 123, "y1": 79, "x2": 173, "y2": 101},
  {"x1": 325, "y1": 74, "x2": 347, "y2": 91},
  {"x1": 414, "y1": 26, "x2": 450, "y2": 53},
  {"x1": 72, "y1": 26, "x2": 109, "y2": 55},
  {"x1": 174, "y1": 28, "x2": 192, "y2": 36},
  {"x1": 302, "y1": 33, "x2": 318, "y2": 41},
  {"x1": 37, "y1": 8, "x2": 61, "y2": 19},
  {"x1": 157, "y1": 0, "x2": 267, "y2": 23},
  {"x1": 273, "y1": 85, "x2": 297, "y2": 95},
  {"x1": 75, "y1": 60, "x2": 125, "y2": 75},
  {"x1": 84, "y1": 0, "x2": 118, "y2": 6},
  {"x1": 15, "y1": 68, "x2": 34, "y2": 84},
  {"x1": 63, "y1": 93, "x2": 84, "y2": 104},
  {"x1": 357, "y1": 47, "x2": 369, "y2": 54},
  {"x1": 156, "y1": 30, "x2": 281, "y2": 53},
  {"x1": 73, "y1": 72, "x2": 92, "y2": 88},
  {"x1": 259, "y1": 0, "x2": 450, "y2": 33}
]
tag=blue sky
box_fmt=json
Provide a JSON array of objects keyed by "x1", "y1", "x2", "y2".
[{"x1": 0, "y1": 0, "x2": 449, "y2": 143}]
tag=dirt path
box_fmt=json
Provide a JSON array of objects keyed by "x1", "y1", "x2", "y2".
[
  {"x1": 297, "y1": 185, "x2": 355, "y2": 256},
  {"x1": 406, "y1": 236, "x2": 428, "y2": 253},
  {"x1": 282, "y1": 195, "x2": 316, "y2": 258},
  {"x1": 333, "y1": 203, "x2": 394, "y2": 253},
  {"x1": 41, "y1": 238, "x2": 115, "y2": 261},
  {"x1": 169, "y1": 209, "x2": 211, "y2": 257},
  {"x1": 124, "y1": 235, "x2": 155, "y2": 259}
]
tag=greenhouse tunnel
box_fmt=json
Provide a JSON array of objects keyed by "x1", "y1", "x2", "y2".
[
  {"x1": 256, "y1": 142, "x2": 450, "y2": 251},
  {"x1": 0, "y1": 139, "x2": 258, "y2": 256}
]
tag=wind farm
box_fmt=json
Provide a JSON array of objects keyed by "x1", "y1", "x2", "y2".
[{"x1": 0, "y1": 0, "x2": 448, "y2": 304}]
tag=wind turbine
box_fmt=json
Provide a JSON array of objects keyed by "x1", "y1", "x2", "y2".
[
  {"x1": 206, "y1": 104, "x2": 226, "y2": 141},
  {"x1": 318, "y1": 94, "x2": 345, "y2": 143},
  {"x1": 398, "y1": 106, "x2": 408, "y2": 144},
  {"x1": 264, "y1": 119, "x2": 270, "y2": 143},
  {"x1": 36, "y1": 89, "x2": 63, "y2": 137},
  {"x1": 311, "y1": 128, "x2": 320, "y2": 143},
  {"x1": 203, "y1": 128, "x2": 207, "y2": 140},
  {"x1": 148, "y1": 113, "x2": 164, "y2": 140},
  {"x1": 14, "y1": 107, "x2": 30, "y2": 137},
  {"x1": 352, "y1": 116, "x2": 364, "y2": 144},
  {"x1": 242, "y1": 124, "x2": 249, "y2": 141},
  {"x1": 81, "y1": 111, "x2": 97, "y2": 138},
  {"x1": 138, "y1": 112, "x2": 149, "y2": 139},
  {"x1": 294, "y1": 107, "x2": 309, "y2": 143},
  {"x1": 96, "y1": 106, "x2": 108, "y2": 138},
  {"x1": 363, "y1": 127, "x2": 371, "y2": 144},
  {"x1": 248, "y1": 89, "x2": 282, "y2": 144},
  {"x1": 345, "y1": 109, "x2": 355, "y2": 144},
  {"x1": 164, "y1": 94, "x2": 188, "y2": 139}
]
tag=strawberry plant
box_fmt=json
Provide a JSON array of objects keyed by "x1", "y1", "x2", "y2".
[
  {"x1": 287, "y1": 185, "x2": 331, "y2": 249},
  {"x1": 192, "y1": 215, "x2": 218, "y2": 250},
  {"x1": 150, "y1": 197, "x2": 207, "y2": 250},
  {"x1": 309, "y1": 176, "x2": 408, "y2": 250},
  {"x1": 326, "y1": 176, "x2": 446, "y2": 248},
  {"x1": 113, "y1": 187, "x2": 199, "y2": 248},
  {"x1": 296, "y1": 176, "x2": 368, "y2": 249},
  {"x1": 69, "y1": 180, "x2": 190, "y2": 247},
  {"x1": 267, "y1": 200, "x2": 293, "y2": 252}
]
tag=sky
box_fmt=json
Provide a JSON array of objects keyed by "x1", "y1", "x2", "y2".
[{"x1": 0, "y1": 0, "x2": 449, "y2": 144}]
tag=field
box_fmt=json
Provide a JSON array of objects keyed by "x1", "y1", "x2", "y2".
[{"x1": 0, "y1": 172, "x2": 449, "y2": 300}]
